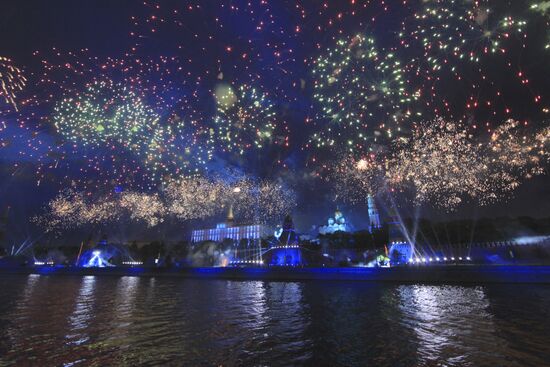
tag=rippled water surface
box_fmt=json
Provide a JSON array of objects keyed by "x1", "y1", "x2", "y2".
[{"x1": 0, "y1": 275, "x2": 549, "y2": 366}]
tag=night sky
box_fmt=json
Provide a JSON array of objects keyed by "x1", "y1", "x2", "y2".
[{"x1": 1, "y1": 1, "x2": 550, "y2": 240}]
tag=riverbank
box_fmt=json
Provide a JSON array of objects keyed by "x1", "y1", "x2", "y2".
[{"x1": 2, "y1": 265, "x2": 550, "y2": 284}]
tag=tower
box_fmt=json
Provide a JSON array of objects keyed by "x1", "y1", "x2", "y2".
[
  {"x1": 226, "y1": 203, "x2": 235, "y2": 227},
  {"x1": 367, "y1": 194, "x2": 381, "y2": 233},
  {"x1": 280, "y1": 215, "x2": 299, "y2": 245}
]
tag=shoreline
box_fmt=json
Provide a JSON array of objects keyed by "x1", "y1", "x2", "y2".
[{"x1": 2, "y1": 265, "x2": 550, "y2": 284}]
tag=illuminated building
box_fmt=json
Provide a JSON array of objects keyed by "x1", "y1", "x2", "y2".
[
  {"x1": 263, "y1": 215, "x2": 330, "y2": 267},
  {"x1": 191, "y1": 223, "x2": 267, "y2": 242},
  {"x1": 265, "y1": 215, "x2": 303, "y2": 266},
  {"x1": 191, "y1": 206, "x2": 270, "y2": 243},
  {"x1": 318, "y1": 196, "x2": 380, "y2": 235},
  {"x1": 192, "y1": 206, "x2": 272, "y2": 266}
]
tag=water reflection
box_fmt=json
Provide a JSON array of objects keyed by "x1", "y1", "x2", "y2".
[
  {"x1": 0, "y1": 276, "x2": 549, "y2": 366},
  {"x1": 113, "y1": 276, "x2": 140, "y2": 323},
  {"x1": 4, "y1": 274, "x2": 41, "y2": 353},
  {"x1": 21, "y1": 273, "x2": 40, "y2": 302},
  {"x1": 67, "y1": 276, "x2": 97, "y2": 346},
  {"x1": 398, "y1": 285, "x2": 509, "y2": 366},
  {"x1": 228, "y1": 281, "x2": 269, "y2": 335}
]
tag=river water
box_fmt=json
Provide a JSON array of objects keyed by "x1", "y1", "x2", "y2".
[{"x1": 0, "y1": 274, "x2": 549, "y2": 366}]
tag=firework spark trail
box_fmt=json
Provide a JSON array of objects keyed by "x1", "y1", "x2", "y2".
[{"x1": 0, "y1": 56, "x2": 26, "y2": 111}]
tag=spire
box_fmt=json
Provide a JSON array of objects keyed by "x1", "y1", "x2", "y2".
[
  {"x1": 335, "y1": 206, "x2": 342, "y2": 219},
  {"x1": 280, "y1": 215, "x2": 298, "y2": 245},
  {"x1": 283, "y1": 214, "x2": 294, "y2": 231},
  {"x1": 226, "y1": 203, "x2": 234, "y2": 225}
]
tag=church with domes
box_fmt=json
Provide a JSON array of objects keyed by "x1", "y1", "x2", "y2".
[
  {"x1": 318, "y1": 208, "x2": 350, "y2": 235},
  {"x1": 318, "y1": 195, "x2": 381, "y2": 235}
]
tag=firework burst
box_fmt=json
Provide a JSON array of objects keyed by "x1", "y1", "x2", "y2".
[
  {"x1": 385, "y1": 118, "x2": 550, "y2": 208},
  {"x1": 14, "y1": 52, "x2": 216, "y2": 191},
  {"x1": 232, "y1": 179, "x2": 297, "y2": 224},
  {"x1": 488, "y1": 119, "x2": 550, "y2": 179},
  {"x1": 165, "y1": 177, "x2": 228, "y2": 221},
  {"x1": 403, "y1": 0, "x2": 527, "y2": 69},
  {"x1": 311, "y1": 34, "x2": 419, "y2": 153},
  {"x1": 37, "y1": 189, "x2": 166, "y2": 232},
  {"x1": 331, "y1": 153, "x2": 388, "y2": 205},
  {"x1": 211, "y1": 84, "x2": 278, "y2": 156}
]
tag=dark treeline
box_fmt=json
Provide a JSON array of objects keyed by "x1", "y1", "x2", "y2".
[
  {"x1": 317, "y1": 216, "x2": 550, "y2": 250},
  {"x1": 318, "y1": 227, "x2": 389, "y2": 250},
  {"x1": 3, "y1": 217, "x2": 550, "y2": 262},
  {"x1": 403, "y1": 216, "x2": 550, "y2": 246}
]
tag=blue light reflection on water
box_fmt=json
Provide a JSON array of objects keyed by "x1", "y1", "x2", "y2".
[
  {"x1": 0, "y1": 275, "x2": 549, "y2": 366},
  {"x1": 66, "y1": 276, "x2": 96, "y2": 346}
]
